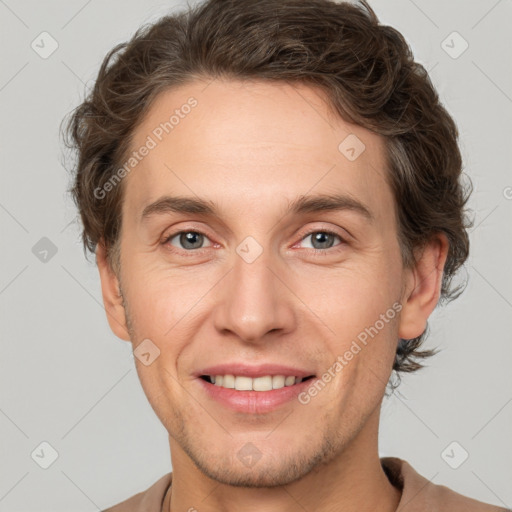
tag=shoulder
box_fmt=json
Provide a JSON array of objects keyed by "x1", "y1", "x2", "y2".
[
  {"x1": 102, "y1": 473, "x2": 172, "y2": 512},
  {"x1": 381, "y1": 457, "x2": 509, "y2": 512}
]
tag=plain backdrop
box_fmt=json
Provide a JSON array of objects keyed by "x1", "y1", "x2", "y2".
[{"x1": 0, "y1": 0, "x2": 511, "y2": 510}]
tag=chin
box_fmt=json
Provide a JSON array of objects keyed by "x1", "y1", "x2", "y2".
[
  {"x1": 182, "y1": 431, "x2": 339, "y2": 488},
  {"x1": 194, "y1": 457, "x2": 312, "y2": 488}
]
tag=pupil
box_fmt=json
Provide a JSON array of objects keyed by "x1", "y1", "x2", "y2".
[
  {"x1": 313, "y1": 232, "x2": 333, "y2": 250},
  {"x1": 181, "y1": 232, "x2": 203, "y2": 249}
]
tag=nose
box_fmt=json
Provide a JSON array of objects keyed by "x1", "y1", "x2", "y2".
[{"x1": 212, "y1": 246, "x2": 296, "y2": 344}]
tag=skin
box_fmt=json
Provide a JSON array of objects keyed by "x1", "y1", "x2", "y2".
[{"x1": 96, "y1": 78, "x2": 449, "y2": 512}]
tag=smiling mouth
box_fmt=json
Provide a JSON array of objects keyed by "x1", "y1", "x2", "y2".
[{"x1": 200, "y1": 374, "x2": 316, "y2": 391}]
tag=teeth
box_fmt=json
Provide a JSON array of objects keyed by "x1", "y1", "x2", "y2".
[
  {"x1": 222, "y1": 374, "x2": 235, "y2": 388},
  {"x1": 235, "y1": 376, "x2": 253, "y2": 391},
  {"x1": 272, "y1": 375, "x2": 285, "y2": 389},
  {"x1": 285, "y1": 376, "x2": 296, "y2": 386},
  {"x1": 208, "y1": 374, "x2": 304, "y2": 391}
]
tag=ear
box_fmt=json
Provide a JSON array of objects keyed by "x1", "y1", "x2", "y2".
[
  {"x1": 398, "y1": 232, "x2": 450, "y2": 340},
  {"x1": 96, "y1": 240, "x2": 131, "y2": 341}
]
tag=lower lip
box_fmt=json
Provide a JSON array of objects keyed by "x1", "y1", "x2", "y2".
[{"x1": 197, "y1": 377, "x2": 316, "y2": 414}]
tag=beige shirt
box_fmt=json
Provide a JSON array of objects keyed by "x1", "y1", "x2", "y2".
[{"x1": 102, "y1": 457, "x2": 509, "y2": 512}]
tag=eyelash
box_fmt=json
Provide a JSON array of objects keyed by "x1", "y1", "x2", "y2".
[{"x1": 161, "y1": 228, "x2": 346, "y2": 256}]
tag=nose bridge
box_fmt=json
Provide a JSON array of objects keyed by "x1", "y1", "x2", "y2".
[{"x1": 212, "y1": 241, "x2": 295, "y2": 342}]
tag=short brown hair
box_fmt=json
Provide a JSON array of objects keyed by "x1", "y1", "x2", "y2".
[{"x1": 62, "y1": 0, "x2": 473, "y2": 381}]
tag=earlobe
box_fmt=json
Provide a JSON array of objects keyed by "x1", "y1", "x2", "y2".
[
  {"x1": 398, "y1": 233, "x2": 450, "y2": 341},
  {"x1": 96, "y1": 241, "x2": 131, "y2": 341}
]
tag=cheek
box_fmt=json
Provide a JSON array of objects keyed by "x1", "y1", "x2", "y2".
[
  {"x1": 122, "y1": 265, "x2": 216, "y2": 381},
  {"x1": 307, "y1": 261, "x2": 401, "y2": 388},
  {"x1": 299, "y1": 256, "x2": 399, "y2": 332},
  {"x1": 321, "y1": 312, "x2": 399, "y2": 424},
  {"x1": 121, "y1": 257, "x2": 202, "y2": 335},
  {"x1": 339, "y1": 271, "x2": 401, "y2": 367}
]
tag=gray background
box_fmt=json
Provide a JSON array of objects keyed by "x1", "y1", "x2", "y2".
[{"x1": 1, "y1": 0, "x2": 511, "y2": 510}]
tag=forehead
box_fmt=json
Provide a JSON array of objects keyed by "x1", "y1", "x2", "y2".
[{"x1": 123, "y1": 78, "x2": 392, "y2": 224}]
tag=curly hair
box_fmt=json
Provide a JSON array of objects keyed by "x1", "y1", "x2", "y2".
[{"x1": 61, "y1": 0, "x2": 473, "y2": 383}]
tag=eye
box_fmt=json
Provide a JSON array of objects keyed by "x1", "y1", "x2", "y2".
[
  {"x1": 298, "y1": 229, "x2": 345, "y2": 252},
  {"x1": 163, "y1": 230, "x2": 212, "y2": 251},
  {"x1": 161, "y1": 228, "x2": 346, "y2": 255}
]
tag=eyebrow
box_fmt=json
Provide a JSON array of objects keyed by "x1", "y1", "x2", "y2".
[{"x1": 140, "y1": 193, "x2": 374, "y2": 223}]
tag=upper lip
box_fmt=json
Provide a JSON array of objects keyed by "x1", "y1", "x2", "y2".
[{"x1": 195, "y1": 363, "x2": 316, "y2": 379}]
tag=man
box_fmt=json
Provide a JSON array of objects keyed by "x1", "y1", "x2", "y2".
[{"x1": 63, "y1": 0, "x2": 507, "y2": 510}]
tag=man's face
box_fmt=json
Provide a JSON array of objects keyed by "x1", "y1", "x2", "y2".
[{"x1": 107, "y1": 79, "x2": 413, "y2": 486}]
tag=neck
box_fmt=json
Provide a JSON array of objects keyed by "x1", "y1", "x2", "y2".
[{"x1": 166, "y1": 407, "x2": 401, "y2": 512}]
